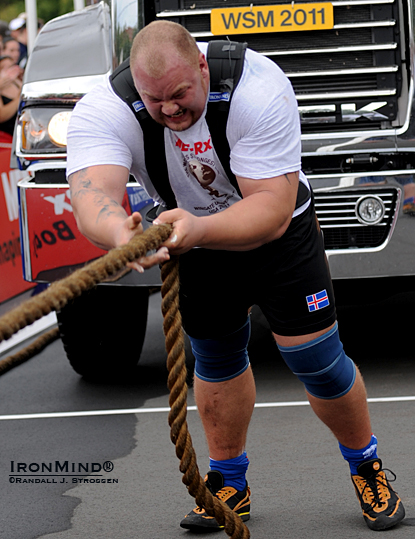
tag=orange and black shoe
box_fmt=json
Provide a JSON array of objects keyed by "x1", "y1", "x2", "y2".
[
  {"x1": 351, "y1": 458, "x2": 405, "y2": 531},
  {"x1": 179, "y1": 470, "x2": 251, "y2": 532},
  {"x1": 403, "y1": 198, "x2": 415, "y2": 216}
]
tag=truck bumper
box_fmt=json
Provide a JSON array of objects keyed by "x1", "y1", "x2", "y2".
[{"x1": 19, "y1": 165, "x2": 415, "y2": 283}]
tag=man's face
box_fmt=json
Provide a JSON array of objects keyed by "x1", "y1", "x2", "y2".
[{"x1": 132, "y1": 52, "x2": 209, "y2": 132}]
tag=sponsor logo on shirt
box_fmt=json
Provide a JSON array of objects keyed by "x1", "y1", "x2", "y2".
[{"x1": 175, "y1": 137, "x2": 213, "y2": 155}]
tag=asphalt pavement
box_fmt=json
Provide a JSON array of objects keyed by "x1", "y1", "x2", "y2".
[{"x1": 0, "y1": 284, "x2": 415, "y2": 539}]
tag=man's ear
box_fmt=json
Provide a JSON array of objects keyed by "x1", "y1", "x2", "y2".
[{"x1": 199, "y1": 52, "x2": 209, "y2": 80}]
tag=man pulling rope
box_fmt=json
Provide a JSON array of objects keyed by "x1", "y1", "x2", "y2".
[{"x1": 66, "y1": 20, "x2": 405, "y2": 535}]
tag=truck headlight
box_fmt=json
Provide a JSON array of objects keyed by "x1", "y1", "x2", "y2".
[{"x1": 20, "y1": 108, "x2": 72, "y2": 153}]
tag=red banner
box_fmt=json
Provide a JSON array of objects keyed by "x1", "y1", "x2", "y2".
[
  {"x1": 24, "y1": 186, "x2": 108, "y2": 281},
  {"x1": 0, "y1": 131, "x2": 35, "y2": 304}
]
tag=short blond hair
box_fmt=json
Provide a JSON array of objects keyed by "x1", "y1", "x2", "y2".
[{"x1": 130, "y1": 20, "x2": 200, "y2": 78}]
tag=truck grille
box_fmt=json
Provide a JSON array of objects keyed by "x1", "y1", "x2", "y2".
[
  {"x1": 156, "y1": 0, "x2": 405, "y2": 132},
  {"x1": 314, "y1": 187, "x2": 399, "y2": 250}
]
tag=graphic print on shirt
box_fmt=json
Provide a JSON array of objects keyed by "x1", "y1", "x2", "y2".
[
  {"x1": 174, "y1": 133, "x2": 236, "y2": 214},
  {"x1": 188, "y1": 159, "x2": 227, "y2": 199}
]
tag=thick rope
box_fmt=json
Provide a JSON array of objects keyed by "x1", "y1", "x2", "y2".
[
  {"x1": 0, "y1": 327, "x2": 60, "y2": 375},
  {"x1": 0, "y1": 224, "x2": 250, "y2": 538},
  {"x1": 161, "y1": 257, "x2": 250, "y2": 538},
  {"x1": 0, "y1": 224, "x2": 173, "y2": 345}
]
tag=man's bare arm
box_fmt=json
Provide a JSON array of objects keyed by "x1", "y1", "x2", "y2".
[
  {"x1": 68, "y1": 164, "x2": 170, "y2": 271},
  {"x1": 68, "y1": 164, "x2": 135, "y2": 250}
]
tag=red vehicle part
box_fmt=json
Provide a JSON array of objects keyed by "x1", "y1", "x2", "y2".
[{"x1": 0, "y1": 131, "x2": 35, "y2": 303}]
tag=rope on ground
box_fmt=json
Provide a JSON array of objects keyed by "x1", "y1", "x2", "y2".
[
  {"x1": 0, "y1": 327, "x2": 60, "y2": 376},
  {"x1": 0, "y1": 224, "x2": 250, "y2": 538}
]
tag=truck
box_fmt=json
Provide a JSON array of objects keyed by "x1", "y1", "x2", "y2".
[{"x1": 13, "y1": 0, "x2": 415, "y2": 378}]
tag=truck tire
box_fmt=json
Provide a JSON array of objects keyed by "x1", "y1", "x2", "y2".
[{"x1": 57, "y1": 286, "x2": 149, "y2": 380}]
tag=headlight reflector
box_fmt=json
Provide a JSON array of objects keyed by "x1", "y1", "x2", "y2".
[
  {"x1": 19, "y1": 107, "x2": 72, "y2": 154},
  {"x1": 48, "y1": 111, "x2": 72, "y2": 147}
]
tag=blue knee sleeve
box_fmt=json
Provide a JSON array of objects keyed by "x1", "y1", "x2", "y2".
[
  {"x1": 277, "y1": 322, "x2": 356, "y2": 399},
  {"x1": 189, "y1": 317, "x2": 251, "y2": 383}
]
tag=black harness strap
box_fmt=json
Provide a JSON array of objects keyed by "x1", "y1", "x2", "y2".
[
  {"x1": 205, "y1": 41, "x2": 247, "y2": 198},
  {"x1": 110, "y1": 60, "x2": 177, "y2": 210}
]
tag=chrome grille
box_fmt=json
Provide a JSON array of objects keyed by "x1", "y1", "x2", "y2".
[
  {"x1": 156, "y1": 0, "x2": 404, "y2": 132},
  {"x1": 314, "y1": 188, "x2": 399, "y2": 250}
]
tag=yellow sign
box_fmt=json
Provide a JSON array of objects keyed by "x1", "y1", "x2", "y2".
[{"x1": 211, "y1": 3, "x2": 334, "y2": 35}]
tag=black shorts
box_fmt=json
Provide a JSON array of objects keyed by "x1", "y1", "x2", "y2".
[{"x1": 178, "y1": 200, "x2": 337, "y2": 339}]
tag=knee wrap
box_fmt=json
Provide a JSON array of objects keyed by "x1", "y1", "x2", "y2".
[
  {"x1": 277, "y1": 322, "x2": 356, "y2": 399},
  {"x1": 189, "y1": 317, "x2": 251, "y2": 383}
]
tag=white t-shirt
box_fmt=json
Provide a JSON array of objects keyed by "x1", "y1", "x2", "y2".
[{"x1": 67, "y1": 43, "x2": 310, "y2": 217}]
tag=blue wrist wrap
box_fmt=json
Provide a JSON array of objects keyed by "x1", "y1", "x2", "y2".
[
  {"x1": 277, "y1": 322, "x2": 356, "y2": 399},
  {"x1": 189, "y1": 317, "x2": 251, "y2": 383}
]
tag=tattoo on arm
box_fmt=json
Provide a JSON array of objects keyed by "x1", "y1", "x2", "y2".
[
  {"x1": 68, "y1": 169, "x2": 93, "y2": 200},
  {"x1": 96, "y1": 203, "x2": 125, "y2": 224},
  {"x1": 68, "y1": 168, "x2": 126, "y2": 224}
]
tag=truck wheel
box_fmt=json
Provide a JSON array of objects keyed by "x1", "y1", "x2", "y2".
[{"x1": 57, "y1": 286, "x2": 149, "y2": 380}]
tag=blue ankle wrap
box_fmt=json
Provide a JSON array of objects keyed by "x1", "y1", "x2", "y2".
[
  {"x1": 339, "y1": 434, "x2": 379, "y2": 475},
  {"x1": 210, "y1": 451, "x2": 249, "y2": 491},
  {"x1": 277, "y1": 322, "x2": 356, "y2": 399},
  {"x1": 189, "y1": 317, "x2": 251, "y2": 383}
]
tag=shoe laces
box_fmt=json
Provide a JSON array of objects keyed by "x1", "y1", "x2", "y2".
[
  {"x1": 215, "y1": 487, "x2": 235, "y2": 501},
  {"x1": 193, "y1": 486, "x2": 235, "y2": 513},
  {"x1": 361, "y1": 469, "x2": 396, "y2": 509}
]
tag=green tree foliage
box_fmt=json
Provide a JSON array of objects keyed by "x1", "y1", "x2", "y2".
[
  {"x1": 0, "y1": 0, "x2": 75, "y2": 25},
  {"x1": 37, "y1": 0, "x2": 75, "y2": 24},
  {"x1": 0, "y1": 1, "x2": 25, "y2": 23}
]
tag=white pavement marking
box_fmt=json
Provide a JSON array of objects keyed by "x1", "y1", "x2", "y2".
[
  {"x1": 0, "y1": 396, "x2": 414, "y2": 421},
  {"x1": 0, "y1": 312, "x2": 57, "y2": 355}
]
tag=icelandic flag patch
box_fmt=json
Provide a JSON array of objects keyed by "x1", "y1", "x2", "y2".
[{"x1": 306, "y1": 289, "x2": 330, "y2": 312}]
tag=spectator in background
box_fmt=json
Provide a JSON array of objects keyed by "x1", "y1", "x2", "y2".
[
  {"x1": 2, "y1": 38, "x2": 21, "y2": 65},
  {"x1": 8, "y1": 13, "x2": 43, "y2": 69},
  {"x1": 9, "y1": 15, "x2": 28, "y2": 68},
  {"x1": 0, "y1": 20, "x2": 10, "y2": 55},
  {"x1": 0, "y1": 55, "x2": 22, "y2": 135}
]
